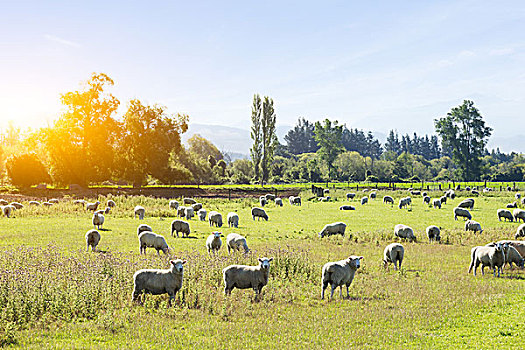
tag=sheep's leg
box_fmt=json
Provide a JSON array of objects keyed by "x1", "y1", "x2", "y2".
[
  {"x1": 339, "y1": 286, "x2": 343, "y2": 299},
  {"x1": 345, "y1": 285, "x2": 350, "y2": 299},
  {"x1": 330, "y1": 284, "x2": 336, "y2": 299},
  {"x1": 321, "y1": 282, "x2": 328, "y2": 300}
]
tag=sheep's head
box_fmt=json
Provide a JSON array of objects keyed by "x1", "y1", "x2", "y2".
[
  {"x1": 347, "y1": 256, "x2": 363, "y2": 269},
  {"x1": 213, "y1": 231, "x2": 222, "y2": 238},
  {"x1": 258, "y1": 257, "x2": 273, "y2": 269},
  {"x1": 170, "y1": 259, "x2": 186, "y2": 273}
]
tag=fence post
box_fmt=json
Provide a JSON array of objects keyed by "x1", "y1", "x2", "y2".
[{"x1": 228, "y1": 189, "x2": 231, "y2": 201}]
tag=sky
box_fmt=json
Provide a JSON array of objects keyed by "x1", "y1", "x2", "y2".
[{"x1": 1, "y1": 0, "x2": 524, "y2": 150}]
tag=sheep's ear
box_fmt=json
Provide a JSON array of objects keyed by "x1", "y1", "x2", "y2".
[
  {"x1": 182, "y1": 260, "x2": 187, "y2": 264},
  {"x1": 170, "y1": 260, "x2": 176, "y2": 266},
  {"x1": 268, "y1": 257, "x2": 273, "y2": 262},
  {"x1": 358, "y1": 256, "x2": 364, "y2": 260},
  {"x1": 258, "y1": 258, "x2": 263, "y2": 263}
]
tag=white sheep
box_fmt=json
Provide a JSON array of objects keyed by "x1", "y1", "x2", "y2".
[
  {"x1": 383, "y1": 196, "x2": 394, "y2": 206},
  {"x1": 440, "y1": 196, "x2": 447, "y2": 204},
  {"x1": 369, "y1": 192, "x2": 377, "y2": 199},
  {"x1": 515, "y1": 224, "x2": 525, "y2": 239},
  {"x1": 275, "y1": 198, "x2": 283, "y2": 207},
  {"x1": 486, "y1": 242, "x2": 524, "y2": 269},
  {"x1": 107, "y1": 200, "x2": 116, "y2": 208},
  {"x1": 138, "y1": 231, "x2": 169, "y2": 255},
  {"x1": 497, "y1": 209, "x2": 514, "y2": 222},
  {"x1": 42, "y1": 202, "x2": 53, "y2": 206},
  {"x1": 506, "y1": 202, "x2": 518, "y2": 209},
  {"x1": 29, "y1": 201, "x2": 40, "y2": 206},
  {"x1": 171, "y1": 219, "x2": 190, "y2": 238},
  {"x1": 361, "y1": 196, "x2": 368, "y2": 205},
  {"x1": 10, "y1": 202, "x2": 24, "y2": 209},
  {"x1": 454, "y1": 207, "x2": 472, "y2": 221},
  {"x1": 198, "y1": 208, "x2": 207, "y2": 221},
  {"x1": 0, "y1": 199, "x2": 8, "y2": 206},
  {"x1": 183, "y1": 198, "x2": 197, "y2": 205},
  {"x1": 432, "y1": 199, "x2": 442, "y2": 209},
  {"x1": 48, "y1": 199, "x2": 59, "y2": 204},
  {"x1": 383, "y1": 243, "x2": 404, "y2": 270},
  {"x1": 86, "y1": 201, "x2": 101, "y2": 211},
  {"x1": 394, "y1": 224, "x2": 416, "y2": 242},
  {"x1": 206, "y1": 231, "x2": 222, "y2": 254},
  {"x1": 85, "y1": 229, "x2": 101, "y2": 252},
  {"x1": 1, "y1": 205, "x2": 14, "y2": 218},
  {"x1": 134, "y1": 205, "x2": 146, "y2": 220},
  {"x1": 426, "y1": 225, "x2": 441, "y2": 242},
  {"x1": 92, "y1": 212, "x2": 105, "y2": 230},
  {"x1": 226, "y1": 233, "x2": 250, "y2": 254},
  {"x1": 192, "y1": 203, "x2": 203, "y2": 212},
  {"x1": 137, "y1": 224, "x2": 152, "y2": 236},
  {"x1": 265, "y1": 193, "x2": 276, "y2": 201},
  {"x1": 177, "y1": 206, "x2": 186, "y2": 218},
  {"x1": 223, "y1": 257, "x2": 273, "y2": 297},
  {"x1": 132, "y1": 259, "x2": 186, "y2": 306},
  {"x1": 468, "y1": 243, "x2": 505, "y2": 277},
  {"x1": 208, "y1": 211, "x2": 223, "y2": 227},
  {"x1": 465, "y1": 220, "x2": 483, "y2": 234},
  {"x1": 321, "y1": 256, "x2": 363, "y2": 300},
  {"x1": 169, "y1": 200, "x2": 179, "y2": 210},
  {"x1": 423, "y1": 196, "x2": 431, "y2": 205},
  {"x1": 458, "y1": 198, "x2": 475, "y2": 209},
  {"x1": 339, "y1": 205, "x2": 355, "y2": 210},
  {"x1": 227, "y1": 212, "x2": 239, "y2": 228},
  {"x1": 73, "y1": 199, "x2": 86, "y2": 205},
  {"x1": 289, "y1": 196, "x2": 301, "y2": 206},
  {"x1": 185, "y1": 207, "x2": 194, "y2": 220},
  {"x1": 516, "y1": 193, "x2": 522, "y2": 200},
  {"x1": 259, "y1": 196, "x2": 267, "y2": 207},
  {"x1": 398, "y1": 197, "x2": 410, "y2": 209},
  {"x1": 319, "y1": 222, "x2": 346, "y2": 238},
  {"x1": 251, "y1": 207, "x2": 268, "y2": 221},
  {"x1": 346, "y1": 193, "x2": 356, "y2": 200},
  {"x1": 513, "y1": 209, "x2": 525, "y2": 223}
]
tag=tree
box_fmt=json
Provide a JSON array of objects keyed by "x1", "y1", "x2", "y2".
[
  {"x1": 6, "y1": 153, "x2": 51, "y2": 188},
  {"x1": 261, "y1": 96, "x2": 277, "y2": 184},
  {"x1": 250, "y1": 94, "x2": 263, "y2": 183},
  {"x1": 384, "y1": 130, "x2": 401, "y2": 155},
  {"x1": 314, "y1": 119, "x2": 343, "y2": 179},
  {"x1": 187, "y1": 134, "x2": 223, "y2": 162},
  {"x1": 435, "y1": 100, "x2": 492, "y2": 180},
  {"x1": 284, "y1": 117, "x2": 319, "y2": 155}
]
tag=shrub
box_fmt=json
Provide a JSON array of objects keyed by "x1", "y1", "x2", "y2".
[{"x1": 6, "y1": 153, "x2": 50, "y2": 188}]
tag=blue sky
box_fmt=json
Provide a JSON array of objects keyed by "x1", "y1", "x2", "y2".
[{"x1": 1, "y1": 1, "x2": 524, "y2": 150}]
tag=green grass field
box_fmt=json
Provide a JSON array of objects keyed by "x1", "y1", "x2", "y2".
[{"x1": 1, "y1": 189, "x2": 525, "y2": 349}]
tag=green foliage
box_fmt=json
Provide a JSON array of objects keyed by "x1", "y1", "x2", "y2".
[
  {"x1": 187, "y1": 134, "x2": 223, "y2": 162},
  {"x1": 314, "y1": 119, "x2": 344, "y2": 179},
  {"x1": 284, "y1": 117, "x2": 319, "y2": 155},
  {"x1": 261, "y1": 96, "x2": 277, "y2": 184},
  {"x1": 250, "y1": 94, "x2": 263, "y2": 182},
  {"x1": 6, "y1": 153, "x2": 50, "y2": 188}
]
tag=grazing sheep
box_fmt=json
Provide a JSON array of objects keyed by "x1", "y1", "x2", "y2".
[
  {"x1": 177, "y1": 206, "x2": 186, "y2": 218},
  {"x1": 226, "y1": 233, "x2": 250, "y2": 254},
  {"x1": 227, "y1": 212, "x2": 239, "y2": 228},
  {"x1": 410, "y1": 190, "x2": 421, "y2": 196},
  {"x1": 0, "y1": 199, "x2": 8, "y2": 206},
  {"x1": 432, "y1": 199, "x2": 442, "y2": 209},
  {"x1": 339, "y1": 205, "x2": 355, "y2": 211},
  {"x1": 192, "y1": 203, "x2": 203, "y2": 212},
  {"x1": 458, "y1": 198, "x2": 475, "y2": 209},
  {"x1": 507, "y1": 186, "x2": 512, "y2": 191},
  {"x1": 383, "y1": 196, "x2": 394, "y2": 206},
  {"x1": 198, "y1": 208, "x2": 207, "y2": 221},
  {"x1": 361, "y1": 197, "x2": 368, "y2": 205},
  {"x1": 42, "y1": 202, "x2": 53, "y2": 206},
  {"x1": 321, "y1": 256, "x2": 363, "y2": 300},
  {"x1": 92, "y1": 213, "x2": 105, "y2": 230},
  {"x1": 515, "y1": 224, "x2": 525, "y2": 239},
  {"x1": 363, "y1": 189, "x2": 369, "y2": 193},
  {"x1": 137, "y1": 224, "x2": 152, "y2": 236},
  {"x1": 29, "y1": 201, "x2": 40, "y2": 206},
  {"x1": 206, "y1": 231, "x2": 222, "y2": 254},
  {"x1": 319, "y1": 222, "x2": 346, "y2": 238},
  {"x1": 383, "y1": 243, "x2": 404, "y2": 270},
  {"x1": 132, "y1": 259, "x2": 186, "y2": 306},
  {"x1": 513, "y1": 209, "x2": 525, "y2": 223},
  {"x1": 1, "y1": 205, "x2": 14, "y2": 218},
  {"x1": 134, "y1": 205, "x2": 146, "y2": 220},
  {"x1": 440, "y1": 196, "x2": 447, "y2": 204},
  {"x1": 483, "y1": 188, "x2": 491, "y2": 193},
  {"x1": 183, "y1": 198, "x2": 197, "y2": 205},
  {"x1": 208, "y1": 211, "x2": 223, "y2": 227},
  {"x1": 522, "y1": 198, "x2": 525, "y2": 206},
  {"x1": 275, "y1": 198, "x2": 283, "y2": 206},
  {"x1": 289, "y1": 196, "x2": 301, "y2": 206},
  {"x1": 10, "y1": 202, "x2": 24, "y2": 209},
  {"x1": 445, "y1": 190, "x2": 455, "y2": 199},
  {"x1": 251, "y1": 207, "x2": 268, "y2": 221},
  {"x1": 516, "y1": 193, "x2": 522, "y2": 200},
  {"x1": 471, "y1": 190, "x2": 480, "y2": 196},
  {"x1": 394, "y1": 224, "x2": 416, "y2": 242},
  {"x1": 423, "y1": 196, "x2": 431, "y2": 205},
  {"x1": 507, "y1": 202, "x2": 518, "y2": 209},
  {"x1": 369, "y1": 192, "x2": 377, "y2": 199},
  {"x1": 422, "y1": 191, "x2": 428, "y2": 197},
  {"x1": 138, "y1": 231, "x2": 169, "y2": 255},
  {"x1": 171, "y1": 219, "x2": 190, "y2": 238},
  {"x1": 223, "y1": 257, "x2": 273, "y2": 297},
  {"x1": 346, "y1": 193, "x2": 356, "y2": 200},
  {"x1": 289, "y1": 196, "x2": 295, "y2": 205},
  {"x1": 465, "y1": 220, "x2": 483, "y2": 234},
  {"x1": 468, "y1": 243, "x2": 505, "y2": 277},
  {"x1": 265, "y1": 193, "x2": 276, "y2": 201},
  {"x1": 398, "y1": 197, "x2": 411, "y2": 209},
  {"x1": 169, "y1": 200, "x2": 179, "y2": 210},
  {"x1": 104, "y1": 207, "x2": 111, "y2": 214},
  {"x1": 86, "y1": 201, "x2": 101, "y2": 211},
  {"x1": 185, "y1": 207, "x2": 194, "y2": 220},
  {"x1": 94, "y1": 209, "x2": 105, "y2": 215},
  {"x1": 73, "y1": 199, "x2": 86, "y2": 205},
  {"x1": 48, "y1": 199, "x2": 59, "y2": 204},
  {"x1": 85, "y1": 229, "x2": 101, "y2": 252},
  {"x1": 259, "y1": 197, "x2": 267, "y2": 207},
  {"x1": 486, "y1": 243, "x2": 524, "y2": 269},
  {"x1": 323, "y1": 189, "x2": 330, "y2": 195},
  {"x1": 497, "y1": 209, "x2": 514, "y2": 222},
  {"x1": 454, "y1": 207, "x2": 472, "y2": 221},
  {"x1": 426, "y1": 225, "x2": 441, "y2": 242},
  {"x1": 107, "y1": 200, "x2": 116, "y2": 208}
]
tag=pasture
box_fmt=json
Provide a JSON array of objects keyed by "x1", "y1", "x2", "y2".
[{"x1": 1, "y1": 190, "x2": 525, "y2": 349}]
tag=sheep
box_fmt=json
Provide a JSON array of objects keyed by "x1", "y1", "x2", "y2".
[
  {"x1": 486, "y1": 243, "x2": 524, "y2": 269},
  {"x1": 42, "y1": 202, "x2": 53, "y2": 206},
  {"x1": 445, "y1": 190, "x2": 455, "y2": 199},
  {"x1": 495, "y1": 240, "x2": 525, "y2": 259},
  {"x1": 10, "y1": 202, "x2": 24, "y2": 209},
  {"x1": 138, "y1": 231, "x2": 169, "y2": 255},
  {"x1": 107, "y1": 200, "x2": 116, "y2": 208},
  {"x1": 132, "y1": 259, "x2": 186, "y2": 306},
  {"x1": 94, "y1": 209, "x2": 105, "y2": 215},
  {"x1": 515, "y1": 224, "x2": 525, "y2": 239},
  {"x1": 440, "y1": 196, "x2": 447, "y2": 204},
  {"x1": 227, "y1": 212, "x2": 239, "y2": 228},
  {"x1": 183, "y1": 198, "x2": 196, "y2": 205},
  {"x1": 197, "y1": 208, "x2": 207, "y2": 221},
  {"x1": 259, "y1": 197, "x2": 267, "y2": 207},
  {"x1": 422, "y1": 191, "x2": 428, "y2": 197},
  {"x1": 289, "y1": 196, "x2": 301, "y2": 206},
  {"x1": 369, "y1": 191, "x2": 377, "y2": 199},
  {"x1": 169, "y1": 200, "x2": 179, "y2": 210},
  {"x1": 85, "y1": 229, "x2": 101, "y2": 252},
  {"x1": 383, "y1": 196, "x2": 394, "y2": 206},
  {"x1": 394, "y1": 224, "x2": 416, "y2": 242},
  {"x1": 134, "y1": 205, "x2": 145, "y2": 220},
  {"x1": 177, "y1": 206, "x2": 186, "y2": 218},
  {"x1": 398, "y1": 197, "x2": 411, "y2": 209},
  {"x1": 319, "y1": 222, "x2": 346, "y2": 238},
  {"x1": 323, "y1": 189, "x2": 330, "y2": 195},
  {"x1": 29, "y1": 201, "x2": 40, "y2": 206},
  {"x1": 432, "y1": 199, "x2": 442, "y2": 209},
  {"x1": 92, "y1": 213, "x2": 105, "y2": 230},
  {"x1": 483, "y1": 188, "x2": 491, "y2": 193},
  {"x1": 185, "y1": 207, "x2": 194, "y2": 220},
  {"x1": 513, "y1": 209, "x2": 525, "y2": 223},
  {"x1": 206, "y1": 231, "x2": 222, "y2": 254},
  {"x1": 73, "y1": 199, "x2": 85, "y2": 205},
  {"x1": 507, "y1": 202, "x2": 518, "y2": 209},
  {"x1": 0, "y1": 199, "x2": 7, "y2": 206},
  {"x1": 410, "y1": 190, "x2": 421, "y2": 196},
  {"x1": 137, "y1": 224, "x2": 152, "y2": 236},
  {"x1": 465, "y1": 220, "x2": 483, "y2": 234},
  {"x1": 383, "y1": 243, "x2": 404, "y2": 270},
  {"x1": 321, "y1": 256, "x2": 363, "y2": 300},
  {"x1": 497, "y1": 209, "x2": 514, "y2": 222},
  {"x1": 426, "y1": 225, "x2": 441, "y2": 242},
  {"x1": 522, "y1": 197, "x2": 525, "y2": 206},
  {"x1": 104, "y1": 207, "x2": 111, "y2": 214},
  {"x1": 275, "y1": 198, "x2": 283, "y2": 206},
  {"x1": 1, "y1": 205, "x2": 14, "y2": 218},
  {"x1": 458, "y1": 198, "x2": 475, "y2": 209},
  {"x1": 288, "y1": 196, "x2": 295, "y2": 205},
  {"x1": 468, "y1": 243, "x2": 505, "y2": 277},
  {"x1": 226, "y1": 233, "x2": 250, "y2": 254},
  {"x1": 192, "y1": 203, "x2": 203, "y2": 212},
  {"x1": 265, "y1": 193, "x2": 276, "y2": 201},
  {"x1": 339, "y1": 205, "x2": 355, "y2": 210},
  {"x1": 363, "y1": 189, "x2": 369, "y2": 192},
  {"x1": 516, "y1": 193, "x2": 522, "y2": 200},
  {"x1": 223, "y1": 257, "x2": 273, "y2": 297},
  {"x1": 454, "y1": 207, "x2": 472, "y2": 221},
  {"x1": 171, "y1": 219, "x2": 190, "y2": 238},
  {"x1": 48, "y1": 199, "x2": 59, "y2": 204},
  {"x1": 361, "y1": 196, "x2": 368, "y2": 205},
  {"x1": 208, "y1": 211, "x2": 223, "y2": 227},
  {"x1": 86, "y1": 201, "x2": 101, "y2": 211},
  {"x1": 251, "y1": 207, "x2": 268, "y2": 221},
  {"x1": 471, "y1": 190, "x2": 480, "y2": 196},
  {"x1": 346, "y1": 193, "x2": 356, "y2": 200},
  {"x1": 423, "y1": 196, "x2": 431, "y2": 205}
]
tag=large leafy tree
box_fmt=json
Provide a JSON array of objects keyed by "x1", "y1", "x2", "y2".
[
  {"x1": 250, "y1": 94, "x2": 263, "y2": 183},
  {"x1": 261, "y1": 96, "x2": 277, "y2": 184},
  {"x1": 6, "y1": 153, "x2": 51, "y2": 188},
  {"x1": 434, "y1": 100, "x2": 492, "y2": 180},
  {"x1": 314, "y1": 119, "x2": 344, "y2": 179},
  {"x1": 284, "y1": 117, "x2": 319, "y2": 155}
]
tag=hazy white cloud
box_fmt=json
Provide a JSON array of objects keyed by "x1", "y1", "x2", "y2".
[
  {"x1": 489, "y1": 47, "x2": 515, "y2": 56},
  {"x1": 44, "y1": 34, "x2": 81, "y2": 48}
]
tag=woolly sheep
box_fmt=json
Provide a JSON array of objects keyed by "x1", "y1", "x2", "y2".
[
  {"x1": 465, "y1": 220, "x2": 483, "y2": 234},
  {"x1": 177, "y1": 206, "x2": 186, "y2": 218},
  {"x1": 361, "y1": 196, "x2": 368, "y2": 205},
  {"x1": 288, "y1": 196, "x2": 295, "y2": 205},
  {"x1": 138, "y1": 231, "x2": 169, "y2": 255},
  {"x1": 0, "y1": 199, "x2": 7, "y2": 206},
  {"x1": 104, "y1": 207, "x2": 111, "y2": 214},
  {"x1": 259, "y1": 197, "x2": 267, "y2": 207},
  {"x1": 495, "y1": 240, "x2": 525, "y2": 259},
  {"x1": 137, "y1": 224, "x2": 152, "y2": 236},
  {"x1": 92, "y1": 212, "x2": 105, "y2": 230},
  {"x1": 85, "y1": 229, "x2": 101, "y2": 252},
  {"x1": 369, "y1": 192, "x2": 377, "y2": 199},
  {"x1": 486, "y1": 242, "x2": 524, "y2": 269},
  {"x1": 321, "y1": 256, "x2": 363, "y2": 300},
  {"x1": 440, "y1": 196, "x2": 447, "y2": 204},
  {"x1": 458, "y1": 198, "x2": 475, "y2": 209},
  {"x1": 507, "y1": 202, "x2": 518, "y2": 209},
  {"x1": 513, "y1": 209, "x2": 525, "y2": 223},
  {"x1": 107, "y1": 200, "x2": 116, "y2": 208},
  {"x1": 169, "y1": 200, "x2": 179, "y2": 210},
  {"x1": 185, "y1": 207, "x2": 194, "y2": 220},
  {"x1": 454, "y1": 207, "x2": 472, "y2": 221},
  {"x1": 208, "y1": 211, "x2": 223, "y2": 227},
  {"x1": 423, "y1": 196, "x2": 431, "y2": 205},
  {"x1": 192, "y1": 203, "x2": 203, "y2": 212},
  {"x1": 290, "y1": 196, "x2": 301, "y2": 206},
  {"x1": 323, "y1": 189, "x2": 330, "y2": 195},
  {"x1": 383, "y1": 196, "x2": 394, "y2": 206},
  {"x1": 223, "y1": 257, "x2": 273, "y2": 297},
  {"x1": 183, "y1": 198, "x2": 197, "y2": 205},
  {"x1": 265, "y1": 193, "x2": 276, "y2": 201},
  {"x1": 251, "y1": 207, "x2": 268, "y2": 221},
  {"x1": 134, "y1": 205, "x2": 146, "y2": 220},
  {"x1": 426, "y1": 225, "x2": 441, "y2": 242},
  {"x1": 497, "y1": 209, "x2": 514, "y2": 222},
  {"x1": 226, "y1": 233, "x2": 250, "y2": 254},
  {"x1": 10, "y1": 202, "x2": 24, "y2": 209},
  {"x1": 339, "y1": 205, "x2": 355, "y2": 211},
  {"x1": 29, "y1": 201, "x2": 40, "y2": 206},
  {"x1": 422, "y1": 191, "x2": 428, "y2": 197},
  {"x1": 48, "y1": 199, "x2": 59, "y2": 204},
  {"x1": 171, "y1": 219, "x2": 190, "y2": 238},
  {"x1": 319, "y1": 222, "x2": 346, "y2": 238},
  {"x1": 1, "y1": 205, "x2": 14, "y2": 218},
  {"x1": 516, "y1": 193, "x2": 522, "y2": 200},
  {"x1": 410, "y1": 190, "x2": 421, "y2": 196},
  {"x1": 432, "y1": 199, "x2": 442, "y2": 209},
  {"x1": 206, "y1": 231, "x2": 222, "y2": 254},
  {"x1": 471, "y1": 190, "x2": 480, "y2": 196},
  {"x1": 73, "y1": 199, "x2": 85, "y2": 205},
  {"x1": 198, "y1": 208, "x2": 207, "y2": 221},
  {"x1": 398, "y1": 197, "x2": 411, "y2": 209},
  {"x1": 383, "y1": 243, "x2": 404, "y2": 270},
  {"x1": 445, "y1": 190, "x2": 455, "y2": 199},
  {"x1": 522, "y1": 198, "x2": 525, "y2": 206},
  {"x1": 516, "y1": 224, "x2": 525, "y2": 239},
  {"x1": 86, "y1": 201, "x2": 101, "y2": 211},
  {"x1": 468, "y1": 243, "x2": 505, "y2": 277},
  {"x1": 363, "y1": 189, "x2": 369, "y2": 192},
  {"x1": 42, "y1": 202, "x2": 53, "y2": 206},
  {"x1": 132, "y1": 259, "x2": 186, "y2": 306},
  {"x1": 346, "y1": 193, "x2": 356, "y2": 200},
  {"x1": 275, "y1": 198, "x2": 283, "y2": 206},
  {"x1": 227, "y1": 212, "x2": 239, "y2": 228},
  {"x1": 394, "y1": 224, "x2": 416, "y2": 242}
]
